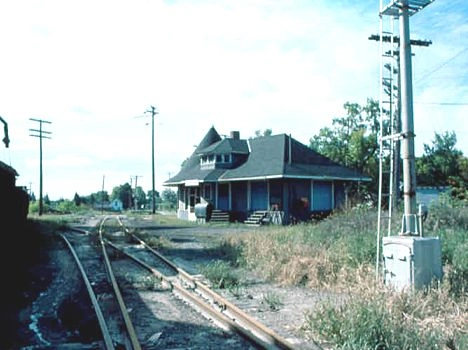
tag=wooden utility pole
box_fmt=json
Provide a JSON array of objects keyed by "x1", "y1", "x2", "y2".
[
  {"x1": 101, "y1": 175, "x2": 105, "y2": 214},
  {"x1": 29, "y1": 118, "x2": 52, "y2": 216},
  {"x1": 145, "y1": 106, "x2": 158, "y2": 214},
  {"x1": 131, "y1": 175, "x2": 143, "y2": 210}
]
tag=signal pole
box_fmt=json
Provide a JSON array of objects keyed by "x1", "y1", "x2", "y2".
[
  {"x1": 368, "y1": 33, "x2": 431, "y2": 208},
  {"x1": 29, "y1": 118, "x2": 52, "y2": 216},
  {"x1": 145, "y1": 106, "x2": 158, "y2": 214}
]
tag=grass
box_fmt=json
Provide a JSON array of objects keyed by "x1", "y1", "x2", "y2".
[
  {"x1": 217, "y1": 204, "x2": 468, "y2": 349},
  {"x1": 302, "y1": 281, "x2": 467, "y2": 350},
  {"x1": 29, "y1": 204, "x2": 467, "y2": 349},
  {"x1": 199, "y1": 260, "x2": 240, "y2": 289},
  {"x1": 261, "y1": 292, "x2": 284, "y2": 311}
]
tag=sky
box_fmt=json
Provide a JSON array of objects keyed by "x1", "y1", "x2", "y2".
[{"x1": 0, "y1": 0, "x2": 467, "y2": 200}]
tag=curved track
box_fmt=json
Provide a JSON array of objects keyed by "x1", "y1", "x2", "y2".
[
  {"x1": 61, "y1": 215, "x2": 298, "y2": 349},
  {"x1": 60, "y1": 220, "x2": 142, "y2": 350},
  {"x1": 108, "y1": 215, "x2": 298, "y2": 350}
]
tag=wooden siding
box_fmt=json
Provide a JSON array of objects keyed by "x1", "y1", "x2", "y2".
[
  {"x1": 250, "y1": 181, "x2": 268, "y2": 210},
  {"x1": 312, "y1": 181, "x2": 333, "y2": 211}
]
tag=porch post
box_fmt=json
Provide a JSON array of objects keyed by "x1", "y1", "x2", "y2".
[{"x1": 228, "y1": 182, "x2": 232, "y2": 210}]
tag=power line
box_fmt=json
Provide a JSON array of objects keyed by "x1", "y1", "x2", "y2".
[
  {"x1": 415, "y1": 101, "x2": 468, "y2": 106},
  {"x1": 416, "y1": 46, "x2": 468, "y2": 83}
]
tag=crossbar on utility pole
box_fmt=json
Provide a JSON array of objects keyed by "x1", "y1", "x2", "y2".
[
  {"x1": 145, "y1": 106, "x2": 158, "y2": 214},
  {"x1": 369, "y1": 33, "x2": 432, "y2": 209},
  {"x1": 29, "y1": 118, "x2": 52, "y2": 216}
]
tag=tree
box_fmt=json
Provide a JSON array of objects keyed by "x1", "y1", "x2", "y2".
[
  {"x1": 253, "y1": 129, "x2": 273, "y2": 138},
  {"x1": 133, "y1": 186, "x2": 146, "y2": 210},
  {"x1": 416, "y1": 131, "x2": 462, "y2": 186},
  {"x1": 146, "y1": 190, "x2": 161, "y2": 209},
  {"x1": 416, "y1": 131, "x2": 467, "y2": 200},
  {"x1": 73, "y1": 192, "x2": 82, "y2": 206},
  {"x1": 111, "y1": 183, "x2": 133, "y2": 209},
  {"x1": 161, "y1": 188, "x2": 178, "y2": 209},
  {"x1": 80, "y1": 191, "x2": 109, "y2": 208},
  {"x1": 56, "y1": 199, "x2": 78, "y2": 214},
  {"x1": 310, "y1": 99, "x2": 380, "y2": 203}
]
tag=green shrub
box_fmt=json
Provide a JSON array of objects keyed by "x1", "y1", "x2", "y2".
[{"x1": 199, "y1": 260, "x2": 239, "y2": 289}]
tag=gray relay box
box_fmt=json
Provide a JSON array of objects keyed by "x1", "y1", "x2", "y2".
[{"x1": 383, "y1": 236, "x2": 443, "y2": 291}]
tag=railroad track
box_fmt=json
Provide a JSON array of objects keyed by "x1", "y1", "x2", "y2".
[
  {"x1": 61, "y1": 215, "x2": 299, "y2": 349},
  {"x1": 60, "y1": 224, "x2": 142, "y2": 349}
]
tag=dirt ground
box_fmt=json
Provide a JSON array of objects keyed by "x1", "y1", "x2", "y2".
[{"x1": 1, "y1": 215, "x2": 329, "y2": 349}]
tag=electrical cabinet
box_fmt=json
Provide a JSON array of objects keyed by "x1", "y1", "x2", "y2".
[{"x1": 383, "y1": 236, "x2": 443, "y2": 291}]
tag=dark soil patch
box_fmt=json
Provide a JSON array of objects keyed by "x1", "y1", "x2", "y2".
[{"x1": 0, "y1": 220, "x2": 56, "y2": 348}]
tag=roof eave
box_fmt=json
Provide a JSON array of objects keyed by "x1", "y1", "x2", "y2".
[{"x1": 219, "y1": 174, "x2": 372, "y2": 182}]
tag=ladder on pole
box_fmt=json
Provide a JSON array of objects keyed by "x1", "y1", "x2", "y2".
[{"x1": 376, "y1": 1, "x2": 399, "y2": 281}]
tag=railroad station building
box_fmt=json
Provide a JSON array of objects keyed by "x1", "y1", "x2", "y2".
[{"x1": 163, "y1": 126, "x2": 371, "y2": 225}]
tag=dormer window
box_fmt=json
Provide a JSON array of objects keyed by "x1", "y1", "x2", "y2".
[{"x1": 200, "y1": 152, "x2": 235, "y2": 170}]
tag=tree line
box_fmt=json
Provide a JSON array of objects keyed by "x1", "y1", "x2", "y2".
[
  {"x1": 309, "y1": 98, "x2": 467, "y2": 204},
  {"x1": 29, "y1": 186, "x2": 178, "y2": 214}
]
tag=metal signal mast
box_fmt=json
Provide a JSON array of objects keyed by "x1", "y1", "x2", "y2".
[{"x1": 375, "y1": 0, "x2": 435, "y2": 283}]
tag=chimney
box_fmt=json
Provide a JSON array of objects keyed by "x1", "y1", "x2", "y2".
[{"x1": 230, "y1": 131, "x2": 240, "y2": 140}]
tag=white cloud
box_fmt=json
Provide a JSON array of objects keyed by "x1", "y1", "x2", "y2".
[{"x1": 0, "y1": 0, "x2": 466, "y2": 199}]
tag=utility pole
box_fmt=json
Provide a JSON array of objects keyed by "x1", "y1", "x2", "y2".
[
  {"x1": 101, "y1": 175, "x2": 105, "y2": 214},
  {"x1": 29, "y1": 118, "x2": 52, "y2": 216},
  {"x1": 145, "y1": 106, "x2": 158, "y2": 214},
  {"x1": 28, "y1": 182, "x2": 34, "y2": 200},
  {"x1": 399, "y1": 0, "x2": 418, "y2": 230},
  {"x1": 131, "y1": 175, "x2": 143, "y2": 210}
]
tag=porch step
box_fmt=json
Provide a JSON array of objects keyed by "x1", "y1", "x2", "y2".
[
  {"x1": 245, "y1": 210, "x2": 269, "y2": 226},
  {"x1": 210, "y1": 209, "x2": 230, "y2": 223}
]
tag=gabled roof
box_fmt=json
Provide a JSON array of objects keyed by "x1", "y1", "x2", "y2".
[
  {"x1": 219, "y1": 134, "x2": 369, "y2": 181},
  {"x1": 198, "y1": 138, "x2": 249, "y2": 155},
  {"x1": 164, "y1": 127, "x2": 371, "y2": 186}
]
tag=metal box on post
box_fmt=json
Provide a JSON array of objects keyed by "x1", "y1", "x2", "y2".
[
  {"x1": 383, "y1": 236, "x2": 443, "y2": 291},
  {"x1": 194, "y1": 202, "x2": 212, "y2": 223}
]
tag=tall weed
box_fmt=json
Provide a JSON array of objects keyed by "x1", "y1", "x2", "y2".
[
  {"x1": 220, "y1": 205, "x2": 467, "y2": 349},
  {"x1": 302, "y1": 281, "x2": 467, "y2": 350}
]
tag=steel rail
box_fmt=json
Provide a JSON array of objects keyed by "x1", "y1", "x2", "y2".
[
  {"x1": 98, "y1": 216, "x2": 142, "y2": 350},
  {"x1": 107, "y1": 218, "x2": 298, "y2": 350},
  {"x1": 127, "y1": 231, "x2": 296, "y2": 350},
  {"x1": 105, "y1": 240, "x2": 278, "y2": 349},
  {"x1": 59, "y1": 233, "x2": 115, "y2": 350}
]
